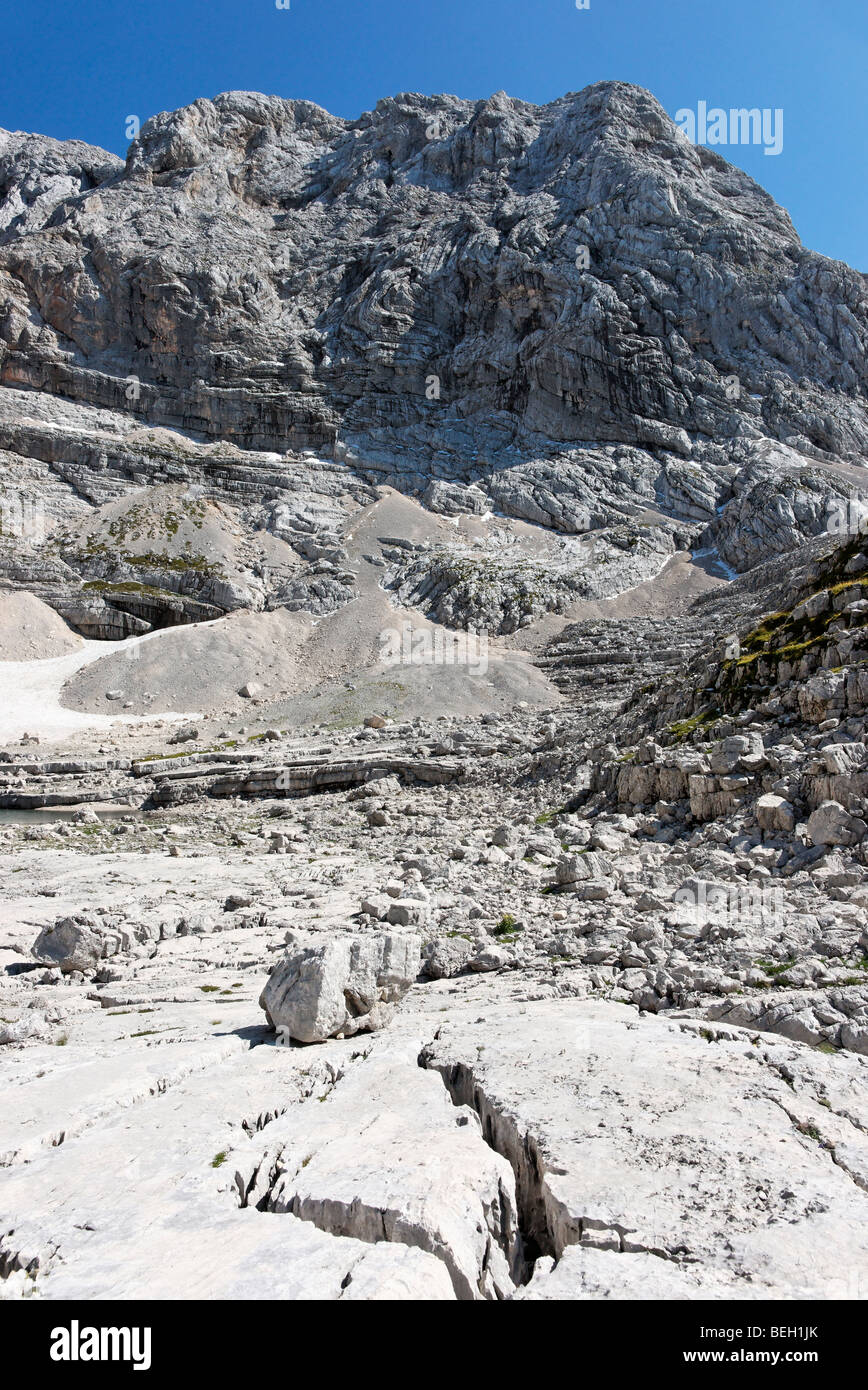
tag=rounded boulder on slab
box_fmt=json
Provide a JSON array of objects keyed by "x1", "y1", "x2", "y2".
[
  {"x1": 32, "y1": 913, "x2": 127, "y2": 973},
  {"x1": 259, "y1": 932, "x2": 421, "y2": 1043}
]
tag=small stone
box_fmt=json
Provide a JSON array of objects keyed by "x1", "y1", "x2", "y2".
[
  {"x1": 756, "y1": 794, "x2": 795, "y2": 834},
  {"x1": 223, "y1": 893, "x2": 253, "y2": 911},
  {"x1": 386, "y1": 899, "x2": 430, "y2": 928}
]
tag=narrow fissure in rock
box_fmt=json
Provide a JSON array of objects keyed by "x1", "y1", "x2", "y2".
[
  {"x1": 418, "y1": 1049, "x2": 685, "y2": 1278},
  {"x1": 418, "y1": 1051, "x2": 564, "y2": 1282},
  {"x1": 240, "y1": 1156, "x2": 507, "y2": 1300},
  {"x1": 230, "y1": 1071, "x2": 522, "y2": 1299}
]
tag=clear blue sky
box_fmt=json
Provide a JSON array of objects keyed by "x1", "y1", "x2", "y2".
[{"x1": 3, "y1": 0, "x2": 866, "y2": 270}]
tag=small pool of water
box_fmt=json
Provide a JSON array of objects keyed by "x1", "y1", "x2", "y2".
[{"x1": 0, "y1": 806, "x2": 138, "y2": 825}]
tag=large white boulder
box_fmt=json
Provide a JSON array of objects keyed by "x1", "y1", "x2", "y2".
[
  {"x1": 555, "y1": 850, "x2": 612, "y2": 885},
  {"x1": 31, "y1": 913, "x2": 156, "y2": 974},
  {"x1": 807, "y1": 800, "x2": 866, "y2": 847},
  {"x1": 709, "y1": 733, "x2": 765, "y2": 775},
  {"x1": 259, "y1": 932, "x2": 421, "y2": 1043},
  {"x1": 821, "y1": 742, "x2": 868, "y2": 775}
]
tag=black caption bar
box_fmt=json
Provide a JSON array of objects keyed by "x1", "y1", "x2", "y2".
[{"x1": 2, "y1": 1298, "x2": 860, "y2": 1376}]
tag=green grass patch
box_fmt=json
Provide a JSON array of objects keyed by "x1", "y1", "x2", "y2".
[
  {"x1": 667, "y1": 709, "x2": 720, "y2": 742},
  {"x1": 756, "y1": 958, "x2": 797, "y2": 978}
]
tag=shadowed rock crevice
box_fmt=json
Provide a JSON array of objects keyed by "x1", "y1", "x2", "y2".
[
  {"x1": 419, "y1": 1049, "x2": 683, "y2": 1275},
  {"x1": 230, "y1": 1041, "x2": 524, "y2": 1300},
  {"x1": 419, "y1": 1051, "x2": 556, "y2": 1276}
]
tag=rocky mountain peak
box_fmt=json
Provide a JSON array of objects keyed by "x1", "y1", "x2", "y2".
[{"x1": 1, "y1": 80, "x2": 865, "y2": 496}]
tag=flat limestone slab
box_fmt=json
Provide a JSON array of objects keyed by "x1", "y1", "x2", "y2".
[
  {"x1": 4, "y1": 981, "x2": 868, "y2": 1300},
  {"x1": 421, "y1": 999, "x2": 868, "y2": 1299},
  {"x1": 0, "y1": 1037, "x2": 457, "y2": 1299},
  {"x1": 0, "y1": 1037, "x2": 243, "y2": 1166},
  {"x1": 236, "y1": 1034, "x2": 520, "y2": 1299}
]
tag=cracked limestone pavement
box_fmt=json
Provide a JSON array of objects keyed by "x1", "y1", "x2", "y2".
[
  {"x1": 2, "y1": 627, "x2": 868, "y2": 1300},
  {"x1": 3, "y1": 957, "x2": 868, "y2": 1299}
]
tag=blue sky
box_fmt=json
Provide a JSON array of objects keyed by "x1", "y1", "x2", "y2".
[{"x1": 3, "y1": 0, "x2": 866, "y2": 269}]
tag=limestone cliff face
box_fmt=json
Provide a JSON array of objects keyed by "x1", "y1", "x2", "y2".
[
  {"x1": 1, "y1": 81, "x2": 866, "y2": 472},
  {"x1": 0, "y1": 81, "x2": 867, "y2": 647}
]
